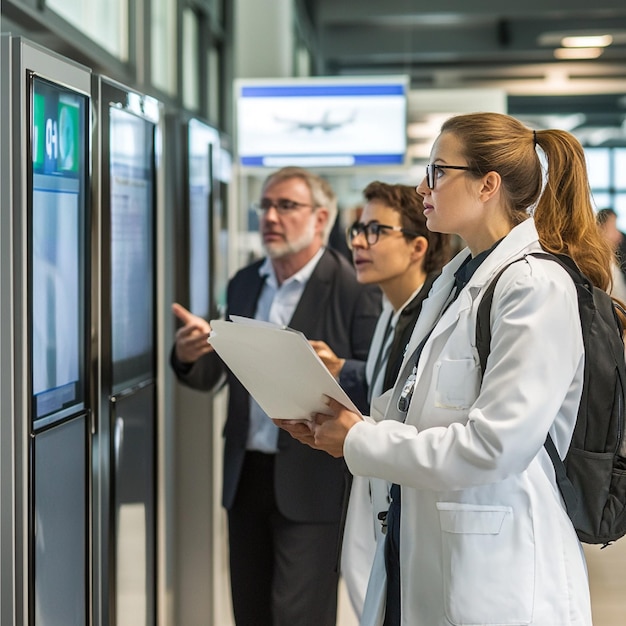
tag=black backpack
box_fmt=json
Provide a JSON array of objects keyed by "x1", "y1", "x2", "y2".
[{"x1": 476, "y1": 251, "x2": 626, "y2": 545}]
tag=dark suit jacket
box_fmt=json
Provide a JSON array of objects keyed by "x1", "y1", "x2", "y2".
[{"x1": 171, "y1": 248, "x2": 381, "y2": 523}]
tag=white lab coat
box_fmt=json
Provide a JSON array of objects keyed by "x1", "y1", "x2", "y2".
[
  {"x1": 341, "y1": 296, "x2": 413, "y2": 616},
  {"x1": 340, "y1": 300, "x2": 393, "y2": 615},
  {"x1": 344, "y1": 219, "x2": 592, "y2": 626}
]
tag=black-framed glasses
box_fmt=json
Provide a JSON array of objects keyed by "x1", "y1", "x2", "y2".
[
  {"x1": 252, "y1": 198, "x2": 314, "y2": 216},
  {"x1": 346, "y1": 221, "x2": 420, "y2": 250},
  {"x1": 426, "y1": 164, "x2": 474, "y2": 189}
]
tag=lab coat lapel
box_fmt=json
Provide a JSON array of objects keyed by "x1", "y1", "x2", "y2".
[
  {"x1": 399, "y1": 249, "x2": 468, "y2": 369},
  {"x1": 385, "y1": 287, "x2": 470, "y2": 423},
  {"x1": 386, "y1": 219, "x2": 543, "y2": 424}
]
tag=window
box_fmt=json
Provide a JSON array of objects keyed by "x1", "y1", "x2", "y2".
[
  {"x1": 586, "y1": 147, "x2": 626, "y2": 231},
  {"x1": 183, "y1": 8, "x2": 200, "y2": 110},
  {"x1": 46, "y1": 0, "x2": 128, "y2": 59},
  {"x1": 151, "y1": 0, "x2": 177, "y2": 94}
]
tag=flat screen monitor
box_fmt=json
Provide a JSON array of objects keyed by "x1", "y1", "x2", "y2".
[
  {"x1": 214, "y1": 141, "x2": 232, "y2": 317},
  {"x1": 108, "y1": 104, "x2": 156, "y2": 391},
  {"x1": 187, "y1": 119, "x2": 220, "y2": 320},
  {"x1": 29, "y1": 76, "x2": 88, "y2": 423},
  {"x1": 235, "y1": 76, "x2": 409, "y2": 168}
]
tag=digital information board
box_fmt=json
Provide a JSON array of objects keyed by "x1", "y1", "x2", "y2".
[
  {"x1": 30, "y1": 77, "x2": 87, "y2": 422},
  {"x1": 236, "y1": 77, "x2": 408, "y2": 168},
  {"x1": 109, "y1": 106, "x2": 155, "y2": 390},
  {"x1": 187, "y1": 119, "x2": 220, "y2": 320}
]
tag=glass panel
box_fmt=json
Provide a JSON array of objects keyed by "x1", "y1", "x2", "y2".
[
  {"x1": 30, "y1": 77, "x2": 87, "y2": 424},
  {"x1": 615, "y1": 149, "x2": 626, "y2": 191},
  {"x1": 615, "y1": 194, "x2": 626, "y2": 231},
  {"x1": 34, "y1": 416, "x2": 87, "y2": 625},
  {"x1": 208, "y1": 44, "x2": 221, "y2": 124},
  {"x1": 295, "y1": 45, "x2": 311, "y2": 77},
  {"x1": 215, "y1": 147, "x2": 232, "y2": 316},
  {"x1": 213, "y1": 0, "x2": 223, "y2": 25},
  {"x1": 46, "y1": 0, "x2": 128, "y2": 60},
  {"x1": 151, "y1": 0, "x2": 177, "y2": 94},
  {"x1": 196, "y1": 0, "x2": 223, "y2": 24},
  {"x1": 586, "y1": 147, "x2": 610, "y2": 189},
  {"x1": 113, "y1": 385, "x2": 155, "y2": 626},
  {"x1": 187, "y1": 119, "x2": 220, "y2": 319},
  {"x1": 109, "y1": 107, "x2": 155, "y2": 391},
  {"x1": 591, "y1": 191, "x2": 611, "y2": 213},
  {"x1": 183, "y1": 9, "x2": 200, "y2": 111}
]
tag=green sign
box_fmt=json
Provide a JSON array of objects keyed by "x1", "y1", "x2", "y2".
[
  {"x1": 58, "y1": 100, "x2": 79, "y2": 172},
  {"x1": 33, "y1": 93, "x2": 45, "y2": 167}
]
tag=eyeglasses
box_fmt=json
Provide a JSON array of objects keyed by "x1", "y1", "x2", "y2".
[
  {"x1": 346, "y1": 221, "x2": 420, "y2": 250},
  {"x1": 425, "y1": 164, "x2": 474, "y2": 189},
  {"x1": 252, "y1": 198, "x2": 313, "y2": 216}
]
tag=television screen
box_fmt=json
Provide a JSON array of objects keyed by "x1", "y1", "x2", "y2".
[
  {"x1": 187, "y1": 119, "x2": 220, "y2": 319},
  {"x1": 235, "y1": 76, "x2": 409, "y2": 168},
  {"x1": 30, "y1": 77, "x2": 88, "y2": 422},
  {"x1": 214, "y1": 141, "x2": 232, "y2": 317},
  {"x1": 109, "y1": 106, "x2": 155, "y2": 390}
]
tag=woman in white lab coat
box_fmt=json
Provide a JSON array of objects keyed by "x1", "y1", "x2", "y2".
[
  {"x1": 278, "y1": 112, "x2": 617, "y2": 625},
  {"x1": 310, "y1": 181, "x2": 451, "y2": 617}
]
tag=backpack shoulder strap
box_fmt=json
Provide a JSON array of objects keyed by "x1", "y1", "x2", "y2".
[
  {"x1": 475, "y1": 255, "x2": 530, "y2": 374},
  {"x1": 476, "y1": 251, "x2": 578, "y2": 374},
  {"x1": 475, "y1": 251, "x2": 582, "y2": 521},
  {"x1": 544, "y1": 430, "x2": 581, "y2": 520}
]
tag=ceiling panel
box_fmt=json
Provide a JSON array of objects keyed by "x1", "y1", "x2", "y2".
[{"x1": 301, "y1": 0, "x2": 626, "y2": 158}]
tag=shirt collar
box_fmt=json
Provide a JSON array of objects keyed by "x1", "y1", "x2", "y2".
[
  {"x1": 258, "y1": 247, "x2": 326, "y2": 288},
  {"x1": 389, "y1": 282, "x2": 426, "y2": 328},
  {"x1": 454, "y1": 238, "x2": 503, "y2": 291}
]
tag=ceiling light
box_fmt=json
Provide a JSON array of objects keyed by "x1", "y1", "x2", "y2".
[
  {"x1": 561, "y1": 34, "x2": 613, "y2": 48},
  {"x1": 554, "y1": 47, "x2": 604, "y2": 60}
]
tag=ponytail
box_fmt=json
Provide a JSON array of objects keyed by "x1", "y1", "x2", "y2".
[
  {"x1": 533, "y1": 129, "x2": 613, "y2": 291},
  {"x1": 441, "y1": 113, "x2": 614, "y2": 292}
]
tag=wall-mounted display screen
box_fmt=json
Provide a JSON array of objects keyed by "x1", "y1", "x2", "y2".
[
  {"x1": 109, "y1": 106, "x2": 155, "y2": 390},
  {"x1": 235, "y1": 76, "x2": 409, "y2": 168},
  {"x1": 30, "y1": 77, "x2": 87, "y2": 423},
  {"x1": 214, "y1": 141, "x2": 232, "y2": 317},
  {"x1": 187, "y1": 119, "x2": 220, "y2": 320}
]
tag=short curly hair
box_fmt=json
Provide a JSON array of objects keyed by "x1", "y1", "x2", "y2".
[{"x1": 362, "y1": 181, "x2": 451, "y2": 274}]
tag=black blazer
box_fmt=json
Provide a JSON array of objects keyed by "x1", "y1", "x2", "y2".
[
  {"x1": 171, "y1": 248, "x2": 381, "y2": 523},
  {"x1": 339, "y1": 270, "x2": 440, "y2": 402},
  {"x1": 382, "y1": 271, "x2": 439, "y2": 391}
]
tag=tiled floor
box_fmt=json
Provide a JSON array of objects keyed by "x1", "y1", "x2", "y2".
[{"x1": 584, "y1": 539, "x2": 626, "y2": 625}]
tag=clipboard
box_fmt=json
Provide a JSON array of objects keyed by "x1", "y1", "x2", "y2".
[{"x1": 207, "y1": 316, "x2": 362, "y2": 420}]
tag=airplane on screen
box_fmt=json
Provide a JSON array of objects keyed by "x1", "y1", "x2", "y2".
[{"x1": 274, "y1": 110, "x2": 356, "y2": 132}]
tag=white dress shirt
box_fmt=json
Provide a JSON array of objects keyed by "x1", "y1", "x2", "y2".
[{"x1": 246, "y1": 248, "x2": 325, "y2": 452}]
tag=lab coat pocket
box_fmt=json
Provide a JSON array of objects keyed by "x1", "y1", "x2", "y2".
[
  {"x1": 433, "y1": 358, "x2": 479, "y2": 410},
  {"x1": 436, "y1": 502, "x2": 534, "y2": 626}
]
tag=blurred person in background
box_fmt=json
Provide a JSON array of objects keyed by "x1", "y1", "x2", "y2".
[{"x1": 597, "y1": 207, "x2": 626, "y2": 302}]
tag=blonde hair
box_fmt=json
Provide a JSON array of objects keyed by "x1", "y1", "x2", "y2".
[{"x1": 441, "y1": 112, "x2": 613, "y2": 291}]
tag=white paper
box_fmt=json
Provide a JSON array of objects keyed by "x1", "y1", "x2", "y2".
[{"x1": 208, "y1": 316, "x2": 362, "y2": 420}]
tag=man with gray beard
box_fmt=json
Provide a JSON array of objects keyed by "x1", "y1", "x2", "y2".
[{"x1": 171, "y1": 166, "x2": 381, "y2": 626}]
